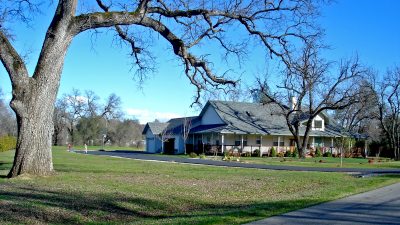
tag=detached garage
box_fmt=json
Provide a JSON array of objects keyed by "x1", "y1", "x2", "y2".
[{"x1": 142, "y1": 122, "x2": 168, "y2": 153}]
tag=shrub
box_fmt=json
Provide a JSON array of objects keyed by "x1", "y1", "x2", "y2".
[
  {"x1": 315, "y1": 147, "x2": 322, "y2": 157},
  {"x1": 284, "y1": 150, "x2": 292, "y2": 157},
  {"x1": 292, "y1": 148, "x2": 298, "y2": 158},
  {"x1": 199, "y1": 153, "x2": 206, "y2": 159},
  {"x1": 225, "y1": 150, "x2": 235, "y2": 157},
  {"x1": 0, "y1": 135, "x2": 17, "y2": 152},
  {"x1": 242, "y1": 152, "x2": 251, "y2": 157},
  {"x1": 252, "y1": 149, "x2": 260, "y2": 157},
  {"x1": 277, "y1": 152, "x2": 284, "y2": 158},
  {"x1": 323, "y1": 152, "x2": 332, "y2": 157},
  {"x1": 270, "y1": 147, "x2": 276, "y2": 157},
  {"x1": 189, "y1": 152, "x2": 198, "y2": 158}
]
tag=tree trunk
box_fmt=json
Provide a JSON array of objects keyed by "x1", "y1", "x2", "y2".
[
  {"x1": 8, "y1": 82, "x2": 58, "y2": 177},
  {"x1": 6, "y1": 0, "x2": 76, "y2": 177}
]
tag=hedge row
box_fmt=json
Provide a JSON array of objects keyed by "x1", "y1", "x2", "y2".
[{"x1": 0, "y1": 135, "x2": 17, "y2": 152}]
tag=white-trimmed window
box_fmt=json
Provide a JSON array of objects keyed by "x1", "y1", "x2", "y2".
[
  {"x1": 273, "y1": 137, "x2": 285, "y2": 146},
  {"x1": 235, "y1": 135, "x2": 241, "y2": 146},
  {"x1": 256, "y1": 137, "x2": 261, "y2": 145},
  {"x1": 314, "y1": 120, "x2": 323, "y2": 129}
]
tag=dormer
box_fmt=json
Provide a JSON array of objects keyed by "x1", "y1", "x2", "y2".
[{"x1": 312, "y1": 114, "x2": 325, "y2": 131}]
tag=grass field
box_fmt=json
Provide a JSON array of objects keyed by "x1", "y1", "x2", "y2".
[
  {"x1": 62, "y1": 145, "x2": 144, "y2": 151},
  {"x1": 164, "y1": 153, "x2": 400, "y2": 169},
  {"x1": 239, "y1": 156, "x2": 400, "y2": 169},
  {"x1": 1, "y1": 148, "x2": 399, "y2": 224}
]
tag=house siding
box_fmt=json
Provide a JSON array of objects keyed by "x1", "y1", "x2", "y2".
[
  {"x1": 145, "y1": 129, "x2": 162, "y2": 153},
  {"x1": 201, "y1": 105, "x2": 224, "y2": 125}
]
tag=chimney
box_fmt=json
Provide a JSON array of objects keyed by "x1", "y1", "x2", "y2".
[{"x1": 291, "y1": 96, "x2": 297, "y2": 110}]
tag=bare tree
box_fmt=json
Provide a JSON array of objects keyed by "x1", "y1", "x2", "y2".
[
  {"x1": 101, "y1": 93, "x2": 122, "y2": 120},
  {"x1": 182, "y1": 117, "x2": 192, "y2": 154},
  {"x1": 63, "y1": 89, "x2": 87, "y2": 145},
  {"x1": 334, "y1": 79, "x2": 379, "y2": 134},
  {"x1": 377, "y1": 66, "x2": 400, "y2": 160},
  {"x1": 56, "y1": 90, "x2": 123, "y2": 146},
  {"x1": 53, "y1": 99, "x2": 68, "y2": 146},
  {"x1": 84, "y1": 90, "x2": 100, "y2": 117},
  {"x1": 256, "y1": 42, "x2": 366, "y2": 157},
  {"x1": 1, "y1": 0, "x2": 323, "y2": 177}
]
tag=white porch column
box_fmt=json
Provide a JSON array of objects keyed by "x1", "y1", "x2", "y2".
[
  {"x1": 364, "y1": 139, "x2": 368, "y2": 157},
  {"x1": 312, "y1": 137, "x2": 315, "y2": 148},
  {"x1": 221, "y1": 134, "x2": 225, "y2": 154},
  {"x1": 277, "y1": 136, "x2": 281, "y2": 152},
  {"x1": 241, "y1": 135, "x2": 244, "y2": 152},
  {"x1": 201, "y1": 134, "x2": 204, "y2": 153},
  {"x1": 260, "y1": 135, "x2": 263, "y2": 157},
  {"x1": 349, "y1": 138, "x2": 352, "y2": 154}
]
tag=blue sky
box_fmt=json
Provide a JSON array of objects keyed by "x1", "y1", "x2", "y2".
[{"x1": 1, "y1": 0, "x2": 399, "y2": 123}]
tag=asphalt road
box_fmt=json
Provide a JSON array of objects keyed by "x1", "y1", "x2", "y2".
[
  {"x1": 80, "y1": 150, "x2": 400, "y2": 175},
  {"x1": 246, "y1": 182, "x2": 400, "y2": 225}
]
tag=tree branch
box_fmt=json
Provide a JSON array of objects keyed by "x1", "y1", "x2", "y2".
[{"x1": 0, "y1": 30, "x2": 29, "y2": 85}]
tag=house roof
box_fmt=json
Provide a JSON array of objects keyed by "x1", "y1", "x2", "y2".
[
  {"x1": 143, "y1": 100, "x2": 348, "y2": 138},
  {"x1": 193, "y1": 100, "x2": 346, "y2": 137},
  {"x1": 205, "y1": 100, "x2": 287, "y2": 135},
  {"x1": 142, "y1": 117, "x2": 198, "y2": 135},
  {"x1": 164, "y1": 116, "x2": 198, "y2": 134},
  {"x1": 142, "y1": 122, "x2": 169, "y2": 135}
]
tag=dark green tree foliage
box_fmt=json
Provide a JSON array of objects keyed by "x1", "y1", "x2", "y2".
[{"x1": 76, "y1": 116, "x2": 106, "y2": 145}]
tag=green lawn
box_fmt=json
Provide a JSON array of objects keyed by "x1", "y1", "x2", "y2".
[
  {"x1": 0, "y1": 149, "x2": 399, "y2": 224},
  {"x1": 156, "y1": 153, "x2": 400, "y2": 169},
  {"x1": 238, "y1": 156, "x2": 400, "y2": 169},
  {"x1": 58, "y1": 145, "x2": 144, "y2": 151}
]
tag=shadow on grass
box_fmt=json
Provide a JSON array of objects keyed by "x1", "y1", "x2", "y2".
[
  {"x1": 1, "y1": 185, "x2": 400, "y2": 225},
  {"x1": 0, "y1": 162, "x2": 12, "y2": 179},
  {"x1": 0, "y1": 184, "x2": 319, "y2": 224}
]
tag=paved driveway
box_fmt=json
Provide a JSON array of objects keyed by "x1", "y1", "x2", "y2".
[
  {"x1": 81, "y1": 151, "x2": 400, "y2": 175},
  {"x1": 246, "y1": 182, "x2": 400, "y2": 224}
]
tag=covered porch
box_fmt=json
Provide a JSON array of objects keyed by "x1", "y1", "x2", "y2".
[{"x1": 186, "y1": 132, "x2": 339, "y2": 156}]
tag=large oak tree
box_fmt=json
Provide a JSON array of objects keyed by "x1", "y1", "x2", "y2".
[{"x1": 1, "y1": 0, "x2": 321, "y2": 177}]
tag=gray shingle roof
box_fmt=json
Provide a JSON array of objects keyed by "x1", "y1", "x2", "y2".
[
  {"x1": 164, "y1": 116, "x2": 198, "y2": 134},
  {"x1": 142, "y1": 117, "x2": 198, "y2": 135},
  {"x1": 142, "y1": 122, "x2": 169, "y2": 135},
  {"x1": 143, "y1": 100, "x2": 348, "y2": 138},
  {"x1": 208, "y1": 100, "x2": 287, "y2": 135},
  {"x1": 194, "y1": 100, "x2": 346, "y2": 137}
]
